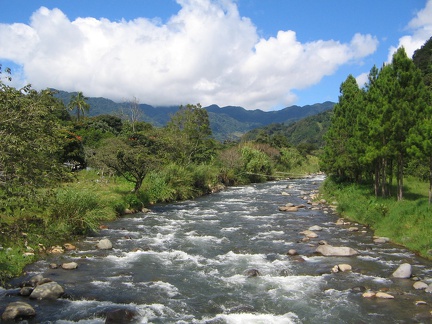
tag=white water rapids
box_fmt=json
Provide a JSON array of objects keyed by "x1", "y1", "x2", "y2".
[{"x1": 1, "y1": 175, "x2": 432, "y2": 323}]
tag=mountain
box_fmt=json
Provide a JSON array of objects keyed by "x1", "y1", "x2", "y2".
[
  {"x1": 53, "y1": 89, "x2": 334, "y2": 141},
  {"x1": 242, "y1": 109, "x2": 333, "y2": 147}
]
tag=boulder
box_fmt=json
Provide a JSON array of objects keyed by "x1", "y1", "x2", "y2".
[
  {"x1": 413, "y1": 281, "x2": 428, "y2": 290},
  {"x1": 362, "y1": 291, "x2": 376, "y2": 298},
  {"x1": 376, "y1": 292, "x2": 394, "y2": 299},
  {"x1": 63, "y1": 243, "x2": 76, "y2": 251},
  {"x1": 244, "y1": 269, "x2": 260, "y2": 277},
  {"x1": 287, "y1": 249, "x2": 298, "y2": 256},
  {"x1": 279, "y1": 206, "x2": 298, "y2": 212},
  {"x1": 19, "y1": 287, "x2": 33, "y2": 296},
  {"x1": 29, "y1": 281, "x2": 64, "y2": 300},
  {"x1": 308, "y1": 225, "x2": 323, "y2": 231},
  {"x1": 392, "y1": 263, "x2": 412, "y2": 279},
  {"x1": 348, "y1": 227, "x2": 359, "y2": 232},
  {"x1": 338, "y1": 264, "x2": 352, "y2": 272},
  {"x1": 300, "y1": 230, "x2": 318, "y2": 238},
  {"x1": 105, "y1": 309, "x2": 137, "y2": 324},
  {"x1": 97, "y1": 239, "x2": 113, "y2": 250},
  {"x1": 61, "y1": 262, "x2": 78, "y2": 270},
  {"x1": 48, "y1": 245, "x2": 64, "y2": 254},
  {"x1": 316, "y1": 244, "x2": 359, "y2": 256},
  {"x1": 425, "y1": 284, "x2": 432, "y2": 293},
  {"x1": 373, "y1": 237, "x2": 390, "y2": 244},
  {"x1": 1, "y1": 301, "x2": 36, "y2": 321}
]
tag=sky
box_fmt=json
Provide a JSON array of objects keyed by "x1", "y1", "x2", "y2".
[{"x1": 0, "y1": 0, "x2": 431, "y2": 111}]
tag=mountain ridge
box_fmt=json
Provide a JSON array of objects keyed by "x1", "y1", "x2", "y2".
[{"x1": 53, "y1": 89, "x2": 334, "y2": 140}]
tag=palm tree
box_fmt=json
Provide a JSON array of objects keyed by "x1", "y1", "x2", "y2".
[{"x1": 68, "y1": 92, "x2": 90, "y2": 121}]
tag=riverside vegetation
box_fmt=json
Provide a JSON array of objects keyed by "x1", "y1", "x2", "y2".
[
  {"x1": 0, "y1": 66, "x2": 319, "y2": 284},
  {"x1": 2, "y1": 37, "x2": 432, "y2": 285}
]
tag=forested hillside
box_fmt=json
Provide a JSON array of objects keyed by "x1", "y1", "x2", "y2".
[
  {"x1": 242, "y1": 109, "x2": 332, "y2": 148},
  {"x1": 53, "y1": 90, "x2": 334, "y2": 141}
]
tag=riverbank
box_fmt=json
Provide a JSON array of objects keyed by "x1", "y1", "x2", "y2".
[{"x1": 320, "y1": 176, "x2": 432, "y2": 260}]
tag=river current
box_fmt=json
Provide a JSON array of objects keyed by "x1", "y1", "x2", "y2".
[{"x1": 1, "y1": 175, "x2": 432, "y2": 323}]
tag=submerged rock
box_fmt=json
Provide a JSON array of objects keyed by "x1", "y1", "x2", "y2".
[
  {"x1": 105, "y1": 309, "x2": 137, "y2": 324},
  {"x1": 1, "y1": 301, "x2": 36, "y2": 321},
  {"x1": 244, "y1": 269, "x2": 260, "y2": 277}
]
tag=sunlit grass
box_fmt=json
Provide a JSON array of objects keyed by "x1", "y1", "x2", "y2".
[{"x1": 321, "y1": 176, "x2": 431, "y2": 259}]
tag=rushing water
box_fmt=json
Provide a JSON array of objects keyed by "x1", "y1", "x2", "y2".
[{"x1": 1, "y1": 175, "x2": 432, "y2": 323}]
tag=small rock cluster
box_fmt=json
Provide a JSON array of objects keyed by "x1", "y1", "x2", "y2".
[{"x1": 1, "y1": 238, "x2": 117, "y2": 322}]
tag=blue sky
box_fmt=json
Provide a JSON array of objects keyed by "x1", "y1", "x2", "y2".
[{"x1": 0, "y1": 0, "x2": 431, "y2": 110}]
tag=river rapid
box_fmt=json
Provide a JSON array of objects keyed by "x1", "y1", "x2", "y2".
[{"x1": 1, "y1": 175, "x2": 432, "y2": 323}]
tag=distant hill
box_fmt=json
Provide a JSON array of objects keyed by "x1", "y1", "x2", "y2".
[
  {"x1": 53, "y1": 89, "x2": 334, "y2": 141},
  {"x1": 242, "y1": 109, "x2": 333, "y2": 147}
]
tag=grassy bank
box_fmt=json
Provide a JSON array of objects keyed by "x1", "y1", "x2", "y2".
[{"x1": 320, "y1": 176, "x2": 432, "y2": 259}]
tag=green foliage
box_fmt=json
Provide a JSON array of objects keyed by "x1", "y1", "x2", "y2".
[
  {"x1": 322, "y1": 177, "x2": 431, "y2": 258},
  {"x1": 68, "y1": 91, "x2": 90, "y2": 121},
  {"x1": 321, "y1": 45, "x2": 430, "y2": 201},
  {"x1": 0, "y1": 84, "x2": 71, "y2": 205},
  {"x1": 240, "y1": 145, "x2": 273, "y2": 182},
  {"x1": 49, "y1": 189, "x2": 101, "y2": 235}
]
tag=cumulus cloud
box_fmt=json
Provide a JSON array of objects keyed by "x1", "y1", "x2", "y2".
[
  {"x1": 388, "y1": 0, "x2": 432, "y2": 61},
  {"x1": 0, "y1": 0, "x2": 378, "y2": 110}
]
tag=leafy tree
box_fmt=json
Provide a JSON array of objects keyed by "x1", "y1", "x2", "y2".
[
  {"x1": 95, "y1": 130, "x2": 165, "y2": 193},
  {"x1": 0, "y1": 83, "x2": 69, "y2": 209},
  {"x1": 68, "y1": 91, "x2": 90, "y2": 121},
  {"x1": 166, "y1": 104, "x2": 216, "y2": 164}
]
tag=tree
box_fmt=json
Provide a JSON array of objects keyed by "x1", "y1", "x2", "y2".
[
  {"x1": 120, "y1": 96, "x2": 143, "y2": 133},
  {"x1": 412, "y1": 37, "x2": 432, "y2": 204},
  {"x1": 390, "y1": 47, "x2": 428, "y2": 200},
  {"x1": 0, "y1": 83, "x2": 69, "y2": 209},
  {"x1": 166, "y1": 104, "x2": 216, "y2": 164},
  {"x1": 68, "y1": 91, "x2": 90, "y2": 121},
  {"x1": 95, "y1": 130, "x2": 164, "y2": 193},
  {"x1": 321, "y1": 75, "x2": 364, "y2": 181}
]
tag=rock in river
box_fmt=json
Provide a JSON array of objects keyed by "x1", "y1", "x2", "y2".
[
  {"x1": 316, "y1": 244, "x2": 359, "y2": 256},
  {"x1": 1, "y1": 301, "x2": 36, "y2": 321},
  {"x1": 392, "y1": 263, "x2": 412, "y2": 279},
  {"x1": 29, "y1": 281, "x2": 64, "y2": 300}
]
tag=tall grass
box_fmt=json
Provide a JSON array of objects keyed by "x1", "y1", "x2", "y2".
[{"x1": 321, "y1": 177, "x2": 432, "y2": 259}]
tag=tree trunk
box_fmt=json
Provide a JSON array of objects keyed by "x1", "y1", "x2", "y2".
[
  {"x1": 429, "y1": 155, "x2": 432, "y2": 205},
  {"x1": 397, "y1": 154, "x2": 404, "y2": 201},
  {"x1": 381, "y1": 157, "x2": 387, "y2": 197},
  {"x1": 374, "y1": 161, "x2": 380, "y2": 197}
]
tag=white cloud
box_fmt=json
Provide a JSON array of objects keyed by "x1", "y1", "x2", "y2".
[
  {"x1": 355, "y1": 72, "x2": 369, "y2": 89},
  {"x1": 388, "y1": 0, "x2": 432, "y2": 61},
  {"x1": 0, "y1": 0, "x2": 378, "y2": 110}
]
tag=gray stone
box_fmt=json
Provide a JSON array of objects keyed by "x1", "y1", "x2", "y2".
[
  {"x1": 392, "y1": 263, "x2": 412, "y2": 279},
  {"x1": 1, "y1": 301, "x2": 36, "y2": 321},
  {"x1": 96, "y1": 238, "x2": 113, "y2": 250},
  {"x1": 29, "y1": 281, "x2": 64, "y2": 300},
  {"x1": 308, "y1": 225, "x2": 323, "y2": 231},
  {"x1": 61, "y1": 262, "x2": 78, "y2": 270},
  {"x1": 425, "y1": 284, "x2": 432, "y2": 293},
  {"x1": 316, "y1": 244, "x2": 359, "y2": 256},
  {"x1": 413, "y1": 281, "x2": 428, "y2": 290}
]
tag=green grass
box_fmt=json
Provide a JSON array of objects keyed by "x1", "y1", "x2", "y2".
[{"x1": 321, "y1": 176, "x2": 432, "y2": 259}]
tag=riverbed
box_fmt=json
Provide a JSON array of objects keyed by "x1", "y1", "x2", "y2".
[{"x1": 1, "y1": 175, "x2": 432, "y2": 323}]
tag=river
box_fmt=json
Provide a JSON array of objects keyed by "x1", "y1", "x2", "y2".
[{"x1": 1, "y1": 175, "x2": 432, "y2": 323}]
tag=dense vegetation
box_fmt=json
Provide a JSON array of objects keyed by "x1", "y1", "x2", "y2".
[
  {"x1": 54, "y1": 90, "x2": 334, "y2": 141},
  {"x1": 0, "y1": 70, "x2": 319, "y2": 284},
  {"x1": 320, "y1": 38, "x2": 432, "y2": 258}
]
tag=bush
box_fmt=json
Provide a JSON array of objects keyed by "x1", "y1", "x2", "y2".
[{"x1": 49, "y1": 189, "x2": 102, "y2": 235}]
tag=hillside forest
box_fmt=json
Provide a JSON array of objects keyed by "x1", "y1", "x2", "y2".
[{"x1": 1, "y1": 37, "x2": 432, "y2": 282}]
